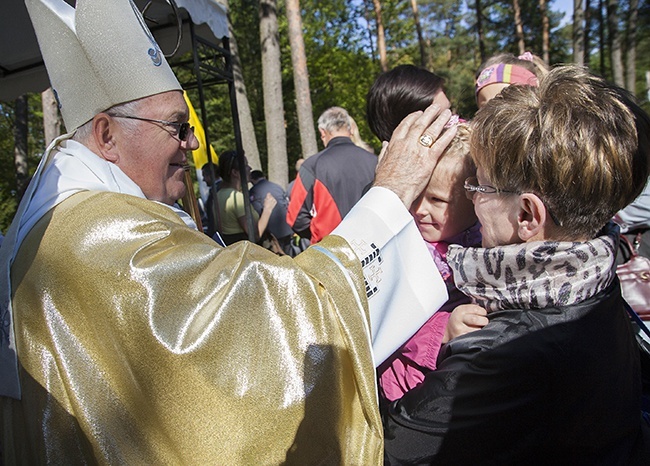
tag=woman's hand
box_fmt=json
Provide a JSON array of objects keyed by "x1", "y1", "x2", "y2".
[
  {"x1": 255, "y1": 193, "x2": 278, "y2": 239},
  {"x1": 443, "y1": 304, "x2": 489, "y2": 343},
  {"x1": 263, "y1": 192, "x2": 277, "y2": 212}
]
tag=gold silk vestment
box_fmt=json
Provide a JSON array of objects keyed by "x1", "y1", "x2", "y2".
[{"x1": 1, "y1": 191, "x2": 382, "y2": 464}]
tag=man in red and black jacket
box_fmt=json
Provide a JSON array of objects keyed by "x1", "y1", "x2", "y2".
[{"x1": 287, "y1": 107, "x2": 377, "y2": 243}]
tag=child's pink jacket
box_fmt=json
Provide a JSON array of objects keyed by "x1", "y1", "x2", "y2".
[{"x1": 378, "y1": 223, "x2": 481, "y2": 401}]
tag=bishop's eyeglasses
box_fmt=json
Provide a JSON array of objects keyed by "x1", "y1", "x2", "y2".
[{"x1": 110, "y1": 115, "x2": 194, "y2": 141}]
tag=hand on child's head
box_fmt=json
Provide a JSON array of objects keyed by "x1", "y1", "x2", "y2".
[
  {"x1": 443, "y1": 304, "x2": 489, "y2": 343},
  {"x1": 374, "y1": 104, "x2": 456, "y2": 208}
]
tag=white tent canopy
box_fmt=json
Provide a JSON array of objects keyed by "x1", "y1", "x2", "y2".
[{"x1": 0, "y1": 0, "x2": 229, "y2": 102}]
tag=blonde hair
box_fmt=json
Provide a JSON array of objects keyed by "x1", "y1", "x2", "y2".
[
  {"x1": 471, "y1": 65, "x2": 649, "y2": 239},
  {"x1": 437, "y1": 123, "x2": 474, "y2": 177},
  {"x1": 349, "y1": 116, "x2": 374, "y2": 153}
]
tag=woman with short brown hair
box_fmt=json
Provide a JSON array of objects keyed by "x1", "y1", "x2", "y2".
[{"x1": 383, "y1": 66, "x2": 650, "y2": 464}]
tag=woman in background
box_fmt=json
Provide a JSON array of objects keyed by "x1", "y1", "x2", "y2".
[{"x1": 216, "y1": 150, "x2": 276, "y2": 245}]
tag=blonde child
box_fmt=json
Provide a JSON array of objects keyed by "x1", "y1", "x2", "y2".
[
  {"x1": 377, "y1": 124, "x2": 488, "y2": 400},
  {"x1": 367, "y1": 67, "x2": 489, "y2": 400}
]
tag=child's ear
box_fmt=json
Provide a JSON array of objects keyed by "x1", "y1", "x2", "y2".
[{"x1": 516, "y1": 193, "x2": 548, "y2": 242}]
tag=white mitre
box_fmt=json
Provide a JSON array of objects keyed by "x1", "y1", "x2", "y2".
[{"x1": 25, "y1": 0, "x2": 182, "y2": 131}]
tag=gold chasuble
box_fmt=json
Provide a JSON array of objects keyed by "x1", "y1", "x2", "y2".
[{"x1": 2, "y1": 191, "x2": 382, "y2": 464}]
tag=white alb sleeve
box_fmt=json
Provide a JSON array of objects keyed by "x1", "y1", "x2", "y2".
[{"x1": 332, "y1": 187, "x2": 448, "y2": 366}]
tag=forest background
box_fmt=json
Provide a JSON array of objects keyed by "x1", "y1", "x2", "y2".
[{"x1": 1, "y1": 0, "x2": 649, "y2": 233}]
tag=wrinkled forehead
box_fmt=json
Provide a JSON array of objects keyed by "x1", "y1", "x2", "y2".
[{"x1": 136, "y1": 90, "x2": 188, "y2": 118}]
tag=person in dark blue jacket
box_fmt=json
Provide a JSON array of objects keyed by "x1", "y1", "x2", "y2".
[{"x1": 249, "y1": 169, "x2": 296, "y2": 255}]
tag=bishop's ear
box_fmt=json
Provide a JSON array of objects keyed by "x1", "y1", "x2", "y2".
[
  {"x1": 516, "y1": 193, "x2": 549, "y2": 242},
  {"x1": 91, "y1": 113, "x2": 120, "y2": 163}
]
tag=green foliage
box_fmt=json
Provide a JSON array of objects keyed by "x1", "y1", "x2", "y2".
[
  {"x1": 0, "y1": 95, "x2": 45, "y2": 232},
  {"x1": 584, "y1": 0, "x2": 650, "y2": 102},
  {"x1": 0, "y1": 104, "x2": 18, "y2": 232},
  {"x1": 628, "y1": 0, "x2": 650, "y2": 102},
  {"x1": 0, "y1": 0, "x2": 648, "y2": 230},
  {"x1": 290, "y1": 0, "x2": 383, "y2": 153},
  {"x1": 465, "y1": 0, "x2": 568, "y2": 61}
]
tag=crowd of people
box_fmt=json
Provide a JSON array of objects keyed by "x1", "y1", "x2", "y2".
[
  {"x1": 200, "y1": 105, "x2": 379, "y2": 257},
  {"x1": 1, "y1": 0, "x2": 649, "y2": 463}
]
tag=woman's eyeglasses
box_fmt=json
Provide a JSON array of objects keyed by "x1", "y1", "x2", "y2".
[
  {"x1": 463, "y1": 177, "x2": 518, "y2": 200},
  {"x1": 463, "y1": 176, "x2": 562, "y2": 226}
]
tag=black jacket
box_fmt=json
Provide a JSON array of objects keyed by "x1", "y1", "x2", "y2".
[
  {"x1": 286, "y1": 137, "x2": 377, "y2": 242},
  {"x1": 383, "y1": 282, "x2": 645, "y2": 465}
]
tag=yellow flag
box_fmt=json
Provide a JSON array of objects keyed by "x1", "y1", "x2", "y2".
[{"x1": 184, "y1": 92, "x2": 218, "y2": 169}]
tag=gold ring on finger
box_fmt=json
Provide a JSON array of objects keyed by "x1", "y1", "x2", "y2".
[{"x1": 419, "y1": 133, "x2": 434, "y2": 148}]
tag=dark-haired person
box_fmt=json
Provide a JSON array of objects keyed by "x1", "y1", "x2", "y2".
[
  {"x1": 215, "y1": 151, "x2": 276, "y2": 245},
  {"x1": 249, "y1": 169, "x2": 295, "y2": 255},
  {"x1": 367, "y1": 64, "x2": 450, "y2": 143}
]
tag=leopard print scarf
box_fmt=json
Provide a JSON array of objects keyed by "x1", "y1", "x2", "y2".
[{"x1": 446, "y1": 224, "x2": 618, "y2": 312}]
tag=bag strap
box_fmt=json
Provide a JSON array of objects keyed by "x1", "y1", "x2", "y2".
[
  {"x1": 620, "y1": 233, "x2": 639, "y2": 258},
  {"x1": 625, "y1": 300, "x2": 650, "y2": 340}
]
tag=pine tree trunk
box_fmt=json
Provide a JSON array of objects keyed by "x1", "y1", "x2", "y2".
[
  {"x1": 14, "y1": 95, "x2": 29, "y2": 200},
  {"x1": 286, "y1": 0, "x2": 318, "y2": 159},
  {"x1": 599, "y1": 0, "x2": 606, "y2": 74},
  {"x1": 227, "y1": 17, "x2": 262, "y2": 170},
  {"x1": 539, "y1": 0, "x2": 550, "y2": 64},
  {"x1": 372, "y1": 0, "x2": 389, "y2": 72},
  {"x1": 42, "y1": 87, "x2": 62, "y2": 147},
  {"x1": 410, "y1": 0, "x2": 427, "y2": 68},
  {"x1": 363, "y1": 0, "x2": 377, "y2": 61},
  {"x1": 259, "y1": 0, "x2": 289, "y2": 187},
  {"x1": 573, "y1": 0, "x2": 585, "y2": 65},
  {"x1": 513, "y1": 0, "x2": 526, "y2": 55},
  {"x1": 625, "y1": 0, "x2": 638, "y2": 93},
  {"x1": 475, "y1": 0, "x2": 486, "y2": 63},
  {"x1": 584, "y1": 0, "x2": 591, "y2": 63},
  {"x1": 607, "y1": 0, "x2": 624, "y2": 86}
]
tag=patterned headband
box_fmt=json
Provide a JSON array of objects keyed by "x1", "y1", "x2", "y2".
[{"x1": 475, "y1": 63, "x2": 539, "y2": 95}]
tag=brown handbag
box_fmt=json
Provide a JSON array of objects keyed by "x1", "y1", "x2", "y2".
[{"x1": 617, "y1": 233, "x2": 650, "y2": 319}]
